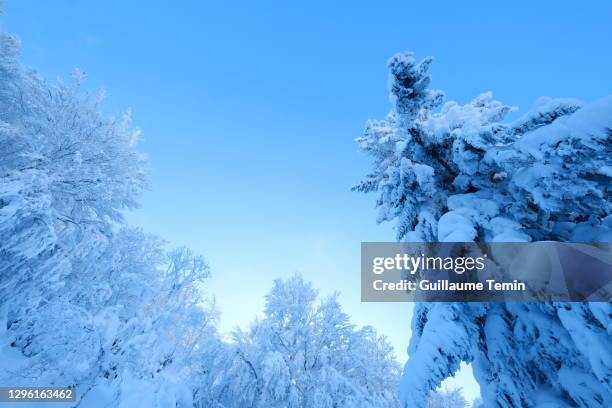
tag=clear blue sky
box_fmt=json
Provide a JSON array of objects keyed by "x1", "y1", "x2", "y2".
[{"x1": 3, "y1": 0, "x2": 611, "y2": 402}]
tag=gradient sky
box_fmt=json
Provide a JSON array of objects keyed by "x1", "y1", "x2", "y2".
[{"x1": 3, "y1": 0, "x2": 611, "y2": 402}]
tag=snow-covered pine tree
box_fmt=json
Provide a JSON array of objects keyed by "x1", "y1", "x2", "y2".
[
  {"x1": 196, "y1": 275, "x2": 401, "y2": 408},
  {"x1": 355, "y1": 52, "x2": 612, "y2": 407}
]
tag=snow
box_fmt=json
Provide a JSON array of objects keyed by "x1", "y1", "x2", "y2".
[
  {"x1": 438, "y1": 212, "x2": 476, "y2": 242},
  {"x1": 355, "y1": 51, "x2": 612, "y2": 407},
  {"x1": 2, "y1": 15, "x2": 611, "y2": 408},
  {"x1": 0, "y1": 31, "x2": 216, "y2": 408}
]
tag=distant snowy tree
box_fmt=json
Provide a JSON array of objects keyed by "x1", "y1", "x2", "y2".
[
  {"x1": 427, "y1": 387, "x2": 468, "y2": 408},
  {"x1": 0, "y1": 30, "x2": 218, "y2": 408},
  {"x1": 471, "y1": 398, "x2": 484, "y2": 408},
  {"x1": 196, "y1": 275, "x2": 401, "y2": 408},
  {"x1": 355, "y1": 52, "x2": 612, "y2": 407}
]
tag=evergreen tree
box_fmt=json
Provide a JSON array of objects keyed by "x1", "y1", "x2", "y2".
[{"x1": 355, "y1": 52, "x2": 612, "y2": 407}]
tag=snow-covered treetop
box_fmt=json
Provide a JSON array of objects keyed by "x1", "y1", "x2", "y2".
[
  {"x1": 355, "y1": 52, "x2": 611, "y2": 243},
  {"x1": 199, "y1": 275, "x2": 401, "y2": 408},
  {"x1": 0, "y1": 32, "x2": 146, "y2": 239}
]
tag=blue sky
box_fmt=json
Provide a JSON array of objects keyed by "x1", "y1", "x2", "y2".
[{"x1": 3, "y1": 0, "x2": 611, "y2": 401}]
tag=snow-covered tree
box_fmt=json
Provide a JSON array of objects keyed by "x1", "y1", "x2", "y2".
[
  {"x1": 355, "y1": 52, "x2": 612, "y2": 407},
  {"x1": 196, "y1": 275, "x2": 401, "y2": 408},
  {"x1": 471, "y1": 398, "x2": 484, "y2": 408},
  {"x1": 0, "y1": 29, "x2": 218, "y2": 407},
  {"x1": 427, "y1": 387, "x2": 468, "y2": 408},
  {"x1": 2, "y1": 21, "x2": 405, "y2": 408}
]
